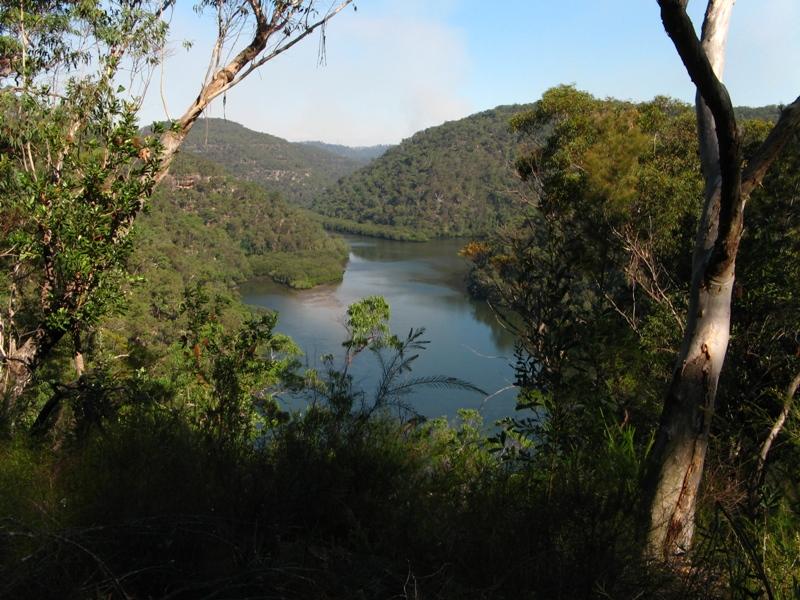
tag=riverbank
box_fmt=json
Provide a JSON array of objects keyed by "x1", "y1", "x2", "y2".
[{"x1": 241, "y1": 235, "x2": 518, "y2": 423}]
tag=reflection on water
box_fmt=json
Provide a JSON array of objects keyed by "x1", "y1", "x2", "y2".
[{"x1": 240, "y1": 235, "x2": 518, "y2": 423}]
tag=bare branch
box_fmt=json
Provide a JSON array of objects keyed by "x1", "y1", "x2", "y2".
[
  {"x1": 232, "y1": 0, "x2": 352, "y2": 86},
  {"x1": 754, "y1": 370, "x2": 800, "y2": 487}
]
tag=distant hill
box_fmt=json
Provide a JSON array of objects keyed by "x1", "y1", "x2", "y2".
[
  {"x1": 311, "y1": 104, "x2": 534, "y2": 239},
  {"x1": 180, "y1": 119, "x2": 362, "y2": 206},
  {"x1": 735, "y1": 105, "x2": 782, "y2": 122},
  {"x1": 299, "y1": 141, "x2": 392, "y2": 164}
]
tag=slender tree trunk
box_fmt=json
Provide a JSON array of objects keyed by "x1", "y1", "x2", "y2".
[
  {"x1": 645, "y1": 254, "x2": 734, "y2": 560},
  {"x1": 646, "y1": 0, "x2": 800, "y2": 563},
  {"x1": 645, "y1": 0, "x2": 736, "y2": 562}
]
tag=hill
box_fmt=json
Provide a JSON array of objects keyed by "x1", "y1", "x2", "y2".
[
  {"x1": 107, "y1": 150, "x2": 348, "y2": 363},
  {"x1": 181, "y1": 119, "x2": 363, "y2": 206},
  {"x1": 299, "y1": 141, "x2": 393, "y2": 164},
  {"x1": 310, "y1": 102, "x2": 784, "y2": 240},
  {"x1": 310, "y1": 104, "x2": 533, "y2": 239},
  {"x1": 735, "y1": 104, "x2": 782, "y2": 122}
]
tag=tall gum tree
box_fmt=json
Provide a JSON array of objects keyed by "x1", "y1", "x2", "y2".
[
  {"x1": 0, "y1": 0, "x2": 353, "y2": 431},
  {"x1": 644, "y1": 0, "x2": 800, "y2": 562}
]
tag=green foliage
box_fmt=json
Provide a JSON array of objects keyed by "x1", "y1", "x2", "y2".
[
  {"x1": 305, "y1": 297, "x2": 483, "y2": 421},
  {"x1": 468, "y1": 85, "x2": 800, "y2": 594},
  {"x1": 0, "y1": 0, "x2": 171, "y2": 431},
  {"x1": 299, "y1": 140, "x2": 391, "y2": 164},
  {"x1": 466, "y1": 87, "x2": 704, "y2": 452},
  {"x1": 160, "y1": 285, "x2": 300, "y2": 443},
  {"x1": 93, "y1": 151, "x2": 349, "y2": 374},
  {"x1": 313, "y1": 104, "x2": 532, "y2": 238},
  {"x1": 314, "y1": 213, "x2": 431, "y2": 241},
  {"x1": 0, "y1": 395, "x2": 691, "y2": 599},
  {"x1": 344, "y1": 295, "x2": 393, "y2": 352},
  {"x1": 249, "y1": 249, "x2": 347, "y2": 289},
  {"x1": 0, "y1": 94, "x2": 162, "y2": 330},
  {"x1": 312, "y1": 97, "x2": 777, "y2": 241}
]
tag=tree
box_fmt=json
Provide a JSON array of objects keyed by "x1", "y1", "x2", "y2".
[
  {"x1": 463, "y1": 88, "x2": 704, "y2": 465},
  {"x1": 0, "y1": 0, "x2": 168, "y2": 429},
  {"x1": 0, "y1": 0, "x2": 353, "y2": 431},
  {"x1": 644, "y1": 0, "x2": 800, "y2": 562}
]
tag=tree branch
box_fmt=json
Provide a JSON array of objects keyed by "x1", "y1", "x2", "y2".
[
  {"x1": 658, "y1": 0, "x2": 742, "y2": 278},
  {"x1": 741, "y1": 97, "x2": 800, "y2": 197},
  {"x1": 754, "y1": 369, "x2": 800, "y2": 488}
]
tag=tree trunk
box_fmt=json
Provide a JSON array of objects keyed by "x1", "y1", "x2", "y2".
[
  {"x1": 646, "y1": 0, "x2": 800, "y2": 563},
  {"x1": 645, "y1": 0, "x2": 736, "y2": 562},
  {"x1": 1, "y1": 328, "x2": 62, "y2": 429},
  {"x1": 645, "y1": 256, "x2": 734, "y2": 559}
]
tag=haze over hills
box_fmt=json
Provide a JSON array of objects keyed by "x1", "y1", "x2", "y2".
[
  {"x1": 181, "y1": 118, "x2": 366, "y2": 206},
  {"x1": 298, "y1": 141, "x2": 393, "y2": 165}
]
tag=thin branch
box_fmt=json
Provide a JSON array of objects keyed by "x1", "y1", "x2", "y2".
[
  {"x1": 754, "y1": 370, "x2": 800, "y2": 487},
  {"x1": 229, "y1": 0, "x2": 353, "y2": 88}
]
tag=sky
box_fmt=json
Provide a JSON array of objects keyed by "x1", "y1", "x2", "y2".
[{"x1": 137, "y1": 0, "x2": 800, "y2": 146}]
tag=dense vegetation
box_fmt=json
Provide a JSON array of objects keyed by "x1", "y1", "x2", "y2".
[
  {"x1": 2, "y1": 2, "x2": 799, "y2": 594},
  {"x1": 149, "y1": 151, "x2": 349, "y2": 289},
  {"x1": 181, "y1": 118, "x2": 366, "y2": 206},
  {"x1": 4, "y1": 84, "x2": 798, "y2": 598},
  {"x1": 312, "y1": 105, "x2": 531, "y2": 239},
  {"x1": 734, "y1": 104, "x2": 782, "y2": 122},
  {"x1": 464, "y1": 86, "x2": 800, "y2": 596},
  {"x1": 311, "y1": 101, "x2": 779, "y2": 241},
  {"x1": 92, "y1": 152, "x2": 348, "y2": 374}
]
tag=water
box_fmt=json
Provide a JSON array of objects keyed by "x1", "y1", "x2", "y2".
[{"x1": 240, "y1": 236, "x2": 518, "y2": 424}]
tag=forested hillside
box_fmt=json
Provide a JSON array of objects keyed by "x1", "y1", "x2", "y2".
[
  {"x1": 734, "y1": 104, "x2": 781, "y2": 122},
  {"x1": 181, "y1": 119, "x2": 363, "y2": 206},
  {"x1": 311, "y1": 104, "x2": 533, "y2": 239},
  {"x1": 311, "y1": 102, "x2": 781, "y2": 241},
  {"x1": 142, "y1": 152, "x2": 349, "y2": 289}
]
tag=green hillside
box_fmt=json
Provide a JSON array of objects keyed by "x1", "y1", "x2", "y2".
[
  {"x1": 138, "y1": 151, "x2": 348, "y2": 291},
  {"x1": 181, "y1": 119, "x2": 362, "y2": 206},
  {"x1": 310, "y1": 103, "x2": 782, "y2": 240},
  {"x1": 311, "y1": 104, "x2": 533, "y2": 239},
  {"x1": 734, "y1": 104, "x2": 781, "y2": 122}
]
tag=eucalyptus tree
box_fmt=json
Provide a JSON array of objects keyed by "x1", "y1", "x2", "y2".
[
  {"x1": 645, "y1": 0, "x2": 800, "y2": 562},
  {"x1": 0, "y1": 0, "x2": 353, "y2": 432}
]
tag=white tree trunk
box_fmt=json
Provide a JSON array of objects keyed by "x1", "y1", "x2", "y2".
[
  {"x1": 646, "y1": 0, "x2": 736, "y2": 562},
  {"x1": 647, "y1": 0, "x2": 800, "y2": 562}
]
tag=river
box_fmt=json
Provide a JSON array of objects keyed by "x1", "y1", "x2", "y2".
[{"x1": 240, "y1": 236, "x2": 518, "y2": 424}]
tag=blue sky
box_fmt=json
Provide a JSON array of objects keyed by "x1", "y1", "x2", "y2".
[{"x1": 138, "y1": 0, "x2": 800, "y2": 145}]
